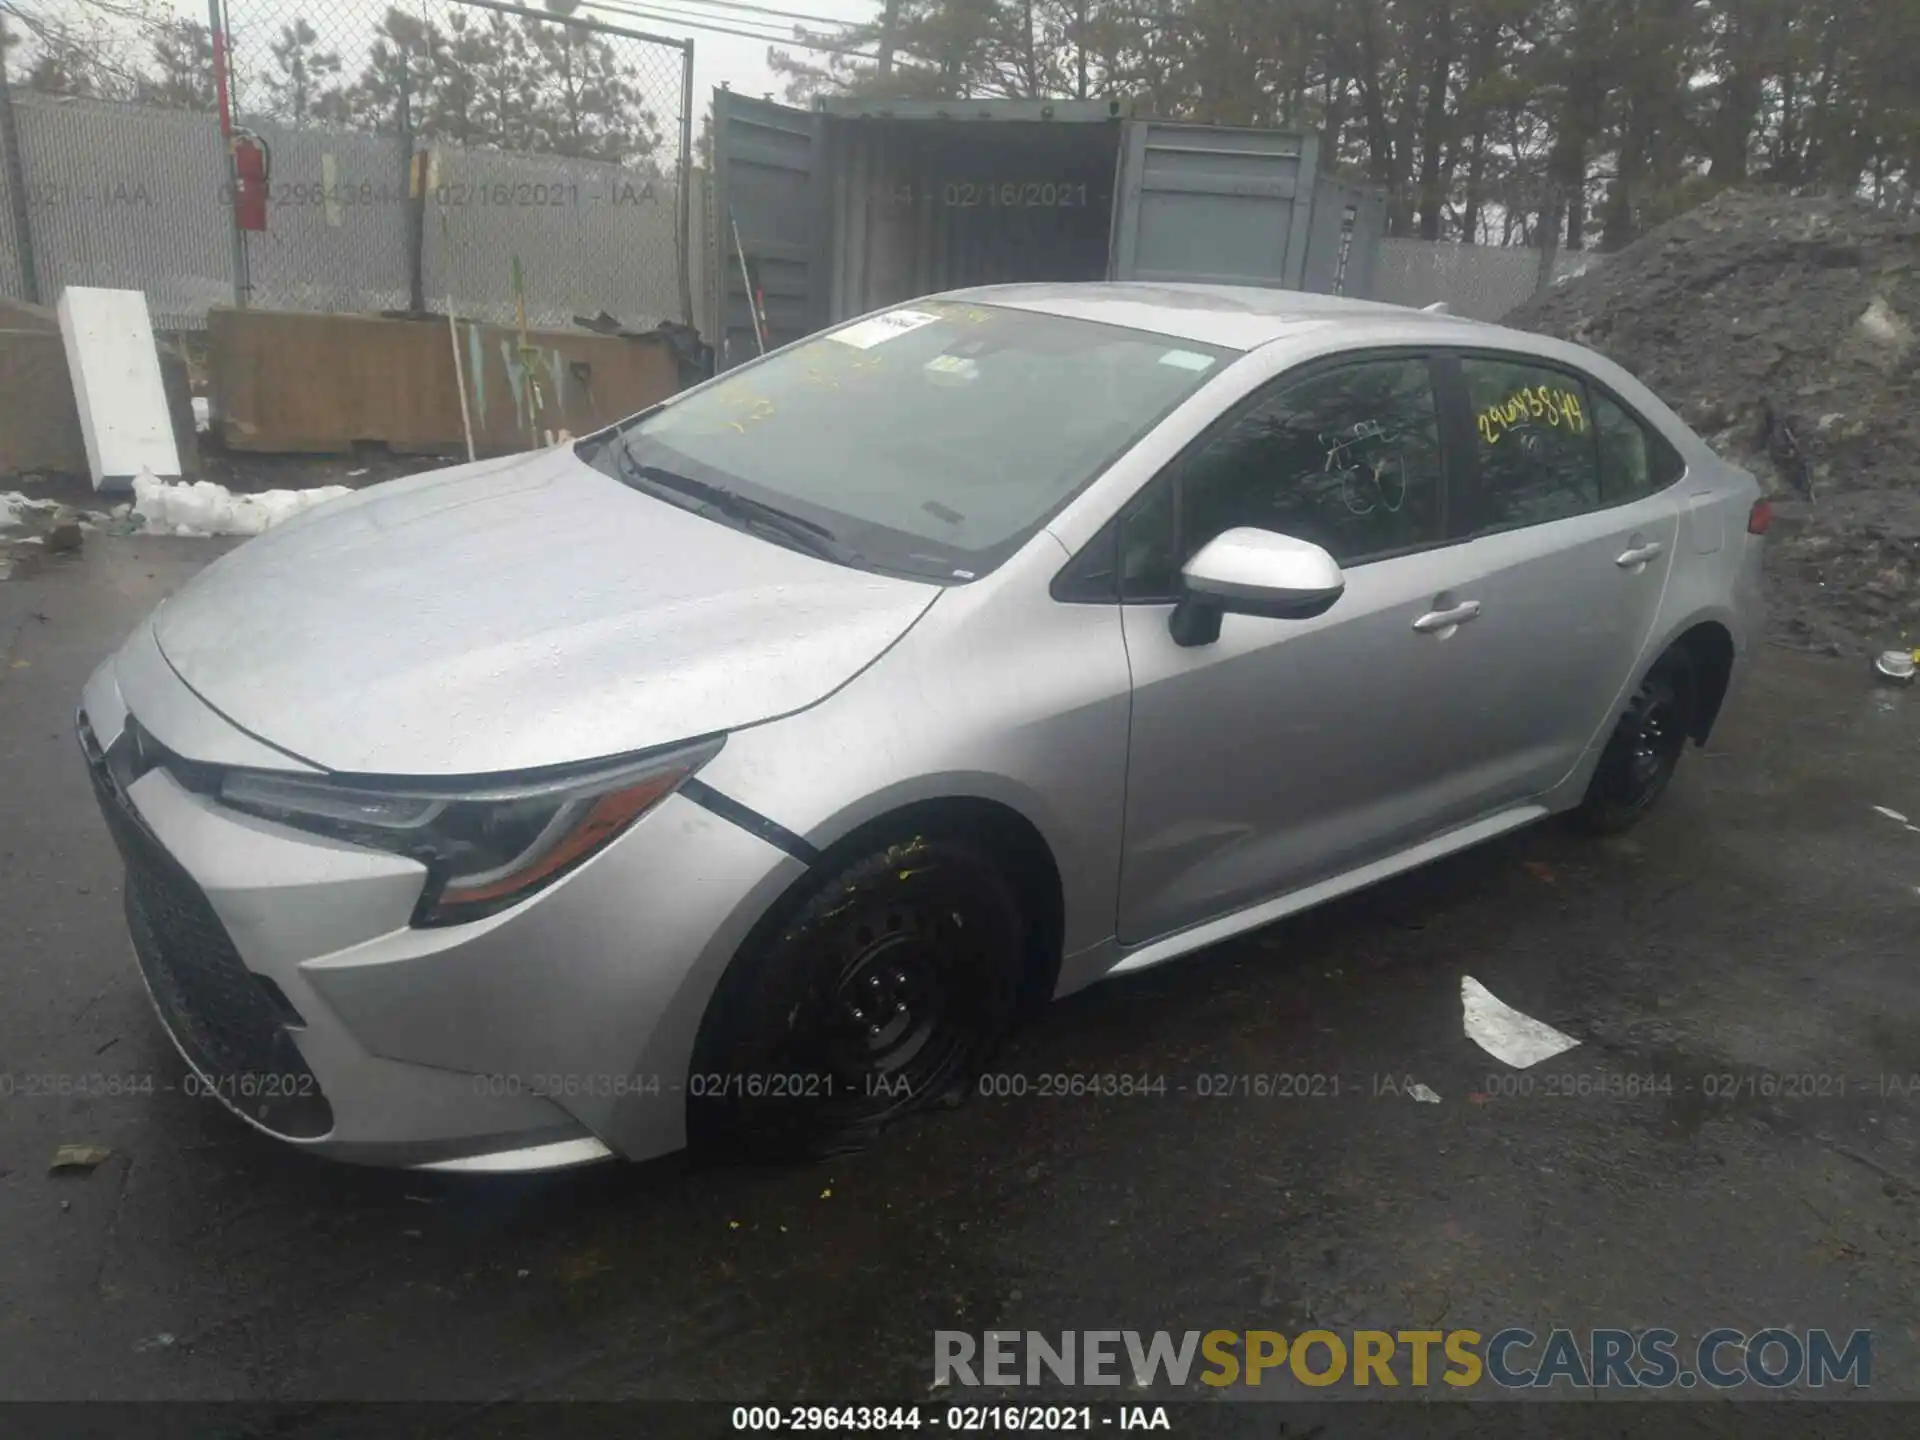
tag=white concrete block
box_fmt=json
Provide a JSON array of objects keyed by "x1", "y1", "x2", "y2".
[{"x1": 57, "y1": 286, "x2": 182, "y2": 492}]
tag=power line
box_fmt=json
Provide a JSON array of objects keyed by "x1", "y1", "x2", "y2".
[
  {"x1": 584, "y1": 1, "x2": 860, "y2": 46},
  {"x1": 616, "y1": 0, "x2": 871, "y2": 30},
  {"x1": 582, "y1": 1, "x2": 877, "y2": 57}
]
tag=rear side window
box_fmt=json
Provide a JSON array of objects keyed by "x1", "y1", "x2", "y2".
[
  {"x1": 1595, "y1": 391, "x2": 1686, "y2": 502},
  {"x1": 1461, "y1": 357, "x2": 1598, "y2": 531}
]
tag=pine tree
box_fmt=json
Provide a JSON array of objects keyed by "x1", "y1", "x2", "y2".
[{"x1": 265, "y1": 18, "x2": 344, "y2": 125}]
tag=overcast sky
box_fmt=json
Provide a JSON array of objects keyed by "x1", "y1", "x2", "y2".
[{"x1": 146, "y1": 0, "x2": 882, "y2": 117}]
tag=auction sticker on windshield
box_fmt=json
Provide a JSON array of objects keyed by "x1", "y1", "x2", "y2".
[{"x1": 829, "y1": 309, "x2": 943, "y2": 349}]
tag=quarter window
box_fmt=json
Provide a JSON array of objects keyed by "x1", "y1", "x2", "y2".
[
  {"x1": 1595, "y1": 390, "x2": 1685, "y2": 502},
  {"x1": 1461, "y1": 357, "x2": 1599, "y2": 530}
]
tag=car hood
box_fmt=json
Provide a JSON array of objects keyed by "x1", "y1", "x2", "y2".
[{"x1": 150, "y1": 447, "x2": 942, "y2": 776}]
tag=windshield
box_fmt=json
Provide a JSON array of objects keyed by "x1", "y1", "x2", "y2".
[{"x1": 582, "y1": 300, "x2": 1234, "y2": 580}]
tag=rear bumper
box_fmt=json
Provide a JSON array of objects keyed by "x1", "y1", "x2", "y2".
[{"x1": 78, "y1": 644, "x2": 806, "y2": 1171}]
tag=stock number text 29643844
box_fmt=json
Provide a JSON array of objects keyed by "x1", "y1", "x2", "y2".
[{"x1": 882, "y1": 181, "x2": 1091, "y2": 210}]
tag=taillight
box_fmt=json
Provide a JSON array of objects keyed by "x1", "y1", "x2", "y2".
[{"x1": 1747, "y1": 498, "x2": 1772, "y2": 535}]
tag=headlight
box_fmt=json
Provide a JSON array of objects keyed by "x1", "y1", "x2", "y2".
[{"x1": 218, "y1": 738, "x2": 723, "y2": 926}]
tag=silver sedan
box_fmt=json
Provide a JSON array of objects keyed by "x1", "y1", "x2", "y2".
[{"x1": 77, "y1": 284, "x2": 1767, "y2": 1171}]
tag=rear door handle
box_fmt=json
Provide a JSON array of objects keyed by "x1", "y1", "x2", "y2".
[
  {"x1": 1616, "y1": 542, "x2": 1664, "y2": 568},
  {"x1": 1412, "y1": 600, "x2": 1482, "y2": 634}
]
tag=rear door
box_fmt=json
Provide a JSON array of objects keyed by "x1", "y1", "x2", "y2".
[
  {"x1": 1437, "y1": 350, "x2": 1685, "y2": 804},
  {"x1": 711, "y1": 92, "x2": 827, "y2": 371},
  {"x1": 1108, "y1": 123, "x2": 1320, "y2": 290}
]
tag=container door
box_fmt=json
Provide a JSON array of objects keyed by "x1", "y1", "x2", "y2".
[
  {"x1": 712, "y1": 92, "x2": 826, "y2": 371},
  {"x1": 1301, "y1": 177, "x2": 1388, "y2": 299},
  {"x1": 1107, "y1": 123, "x2": 1321, "y2": 290}
]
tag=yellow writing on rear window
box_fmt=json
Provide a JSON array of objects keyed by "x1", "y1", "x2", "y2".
[{"x1": 1478, "y1": 385, "x2": 1586, "y2": 444}]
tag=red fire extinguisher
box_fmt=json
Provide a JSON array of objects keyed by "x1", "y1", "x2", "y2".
[{"x1": 231, "y1": 128, "x2": 270, "y2": 232}]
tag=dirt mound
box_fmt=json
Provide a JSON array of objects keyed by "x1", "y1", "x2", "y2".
[{"x1": 1507, "y1": 190, "x2": 1920, "y2": 657}]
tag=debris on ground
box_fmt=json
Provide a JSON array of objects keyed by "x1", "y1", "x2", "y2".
[
  {"x1": 132, "y1": 472, "x2": 352, "y2": 537},
  {"x1": 1874, "y1": 649, "x2": 1918, "y2": 684},
  {"x1": 48, "y1": 1144, "x2": 113, "y2": 1175},
  {"x1": 43, "y1": 508, "x2": 83, "y2": 554},
  {"x1": 1508, "y1": 191, "x2": 1920, "y2": 657},
  {"x1": 1461, "y1": 976, "x2": 1581, "y2": 1070},
  {"x1": 1, "y1": 491, "x2": 62, "y2": 530}
]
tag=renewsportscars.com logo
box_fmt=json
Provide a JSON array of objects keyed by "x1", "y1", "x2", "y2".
[{"x1": 933, "y1": 1328, "x2": 1873, "y2": 1391}]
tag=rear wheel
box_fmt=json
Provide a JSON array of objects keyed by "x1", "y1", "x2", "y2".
[
  {"x1": 687, "y1": 832, "x2": 1025, "y2": 1162},
  {"x1": 1572, "y1": 654, "x2": 1695, "y2": 835}
]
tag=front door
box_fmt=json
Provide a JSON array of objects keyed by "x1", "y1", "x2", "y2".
[{"x1": 1115, "y1": 354, "x2": 1507, "y2": 947}]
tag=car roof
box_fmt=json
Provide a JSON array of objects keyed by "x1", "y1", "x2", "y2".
[
  {"x1": 932, "y1": 281, "x2": 1707, "y2": 458},
  {"x1": 939, "y1": 281, "x2": 1483, "y2": 352}
]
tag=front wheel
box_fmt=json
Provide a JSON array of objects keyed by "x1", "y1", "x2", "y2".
[
  {"x1": 687, "y1": 831, "x2": 1026, "y2": 1162},
  {"x1": 1572, "y1": 656, "x2": 1695, "y2": 835}
]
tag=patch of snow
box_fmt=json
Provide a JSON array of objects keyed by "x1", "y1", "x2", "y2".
[
  {"x1": 191, "y1": 396, "x2": 211, "y2": 431},
  {"x1": 1857, "y1": 297, "x2": 1909, "y2": 346},
  {"x1": 132, "y1": 472, "x2": 352, "y2": 537},
  {"x1": 1, "y1": 491, "x2": 62, "y2": 529}
]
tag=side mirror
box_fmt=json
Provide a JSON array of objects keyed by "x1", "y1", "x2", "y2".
[{"x1": 1169, "y1": 528, "x2": 1346, "y2": 648}]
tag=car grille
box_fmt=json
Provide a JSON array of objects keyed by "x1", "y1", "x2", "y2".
[{"x1": 80, "y1": 714, "x2": 334, "y2": 1139}]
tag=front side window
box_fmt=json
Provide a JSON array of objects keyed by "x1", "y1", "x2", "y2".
[
  {"x1": 1461, "y1": 356, "x2": 1600, "y2": 530},
  {"x1": 584, "y1": 301, "x2": 1232, "y2": 581},
  {"x1": 1121, "y1": 356, "x2": 1446, "y2": 598}
]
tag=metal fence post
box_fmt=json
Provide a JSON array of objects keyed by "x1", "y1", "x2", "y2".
[
  {"x1": 0, "y1": 12, "x2": 42, "y2": 305},
  {"x1": 677, "y1": 39, "x2": 694, "y2": 328},
  {"x1": 209, "y1": 0, "x2": 249, "y2": 307},
  {"x1": 399, "y1": 70, "x2": 425, "y2": 315}
]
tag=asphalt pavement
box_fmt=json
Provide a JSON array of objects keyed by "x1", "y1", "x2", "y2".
[{"x1": 1, "y1": 535, "x2": 1916, "y2": 1419}]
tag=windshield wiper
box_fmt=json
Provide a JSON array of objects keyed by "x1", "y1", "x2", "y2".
[{"x1": 612, "y1": 453, "x2": 845, "y2": 562}]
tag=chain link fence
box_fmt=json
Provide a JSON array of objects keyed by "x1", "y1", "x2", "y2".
[
  {"x1": 1374, "y1": 238, "x2": 1602, "y2": 321},
  {"x1": 0, "y1": 0, "x2": 692, "y2": 331},
  {"x1": 224, "y1": 0, "x2": 692, "y2": 327}
]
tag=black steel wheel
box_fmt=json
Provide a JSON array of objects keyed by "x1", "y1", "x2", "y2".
[
  {"x1": 688, "y1": 831, "x2": 1025, "y2": 1162},
  {"x1": 1572, "y1": 657, "x2": 1694, "y2": 835}
]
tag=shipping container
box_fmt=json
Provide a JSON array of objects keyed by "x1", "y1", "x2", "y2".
[{"x1": 709, "y1": 93, "x2": 1386, "y2": 371}]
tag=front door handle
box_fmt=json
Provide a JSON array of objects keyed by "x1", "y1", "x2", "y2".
[
  {"x1": 1616, "y1": 541, "x2": 1665, "y2": 568},
  {"x1": 1412, "y1": 600, "x2": 1482, "y2": 634}
]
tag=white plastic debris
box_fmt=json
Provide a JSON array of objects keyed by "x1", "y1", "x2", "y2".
[
  {"x1": 191, "y1": 397, "x2": 211, "y2": 431},
  {"x1": 1462, "y1": 976, "x2": 1582, "y2": 1069},
  {"x1": 1408, "y1": 1083, "x2": 1442, "y2": 1104},
  {"x1": 132, "y1": 472, "x2": 351, "y2": 537},
  {"x1": 58, "y1": 286, "x2": 183, "y2": 489}
]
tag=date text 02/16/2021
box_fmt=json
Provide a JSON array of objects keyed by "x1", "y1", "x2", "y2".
[{"x1": 880, "y1": 181, "x2": 1093, "y2": 210}]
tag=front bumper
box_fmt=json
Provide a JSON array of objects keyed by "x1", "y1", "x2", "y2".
[{"x1": 78, "y1": 633, "x2": 806, "y2": 1170}]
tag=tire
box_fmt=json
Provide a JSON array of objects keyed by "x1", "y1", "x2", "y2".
[
  {"x1": 1572, "y1": 654, "x2": 1696, "y2": 835},
  {"x1": 687, "y1": 831, "x2": 1026, "y2": 1163}
]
